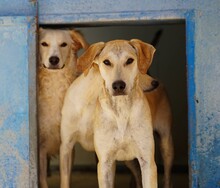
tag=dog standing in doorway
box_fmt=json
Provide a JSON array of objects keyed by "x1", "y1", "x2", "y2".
[
  {"x1": 60, "y1": 39, "x2": 158, "y2": 188},
  {"x1": 38, "y1": 28, "x2": 88, "y2": 188}
]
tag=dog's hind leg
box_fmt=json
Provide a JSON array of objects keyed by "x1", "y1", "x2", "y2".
[
  {"x1": 159, "y1": 130, "x2": 174, "y2": 188},
  {"x1": 39, "y1": 149, "x2": 48, "y2": 188},
  {"x1": 125, "y1": 159, "x2": 142, "y2": 188}
]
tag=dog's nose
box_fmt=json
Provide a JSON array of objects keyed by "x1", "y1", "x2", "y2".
[
  {"x1": 49, "y1": 56, "x2": 60, "y2": 65},
  {"x1": 112, "y1": 80, "x2": 126, "y2": 92},
  {"x1": 151, "y1": 80, "x2": 159, "y2": 89}
]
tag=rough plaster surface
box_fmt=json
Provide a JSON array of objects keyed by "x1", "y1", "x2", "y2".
[{"x1": 0, "y1": 17, "x2": 34, "y2": 188}]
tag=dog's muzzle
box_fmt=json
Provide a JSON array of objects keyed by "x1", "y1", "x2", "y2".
[
  {"x1": 112, "y1": 80, "x2": 126, "y2": 96},
  {"x1": 49, "y1": 56, "x2": 60, "y2": 66},
  {"x1": 43, "y1": 56, "x2": 65, "y2": 69},
  {"x1": 144, "y1": 80, "x2": 159, "y2": 92}
]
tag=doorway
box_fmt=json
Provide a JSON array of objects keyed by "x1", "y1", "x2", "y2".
[{"x1": 45, "y1": 23, "x2": 189, "y2": 187}]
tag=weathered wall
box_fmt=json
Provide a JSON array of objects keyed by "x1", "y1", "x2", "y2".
[{"x1": 0, "y1": 1, "x2": 37, "y2": 188}]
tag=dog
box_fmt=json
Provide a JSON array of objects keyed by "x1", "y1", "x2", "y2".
[
  {"x1": 60, "y1": 39, "x2": 158, "y2": 188},
  {"x1": 144, "y1": 82, "x2": 173, "y2": 188},
  {"x1": 127, "y1": 82, "x2": 174, "y2": 188},
  {"x1": 38, "y1": 28, "x2": 88, "y2": 188}
]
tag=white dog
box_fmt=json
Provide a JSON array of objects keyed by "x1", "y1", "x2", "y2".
[
  {"x1": 60, "y1": 39, "x2": 157, "y2": 188},
  {"x1": 38, "y1": 28, "x2": 88, "y2": 188}
]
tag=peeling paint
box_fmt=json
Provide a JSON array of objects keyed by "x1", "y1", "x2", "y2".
[{"x1": 0, "y1": 15, "x2": 37, "y2": 187}]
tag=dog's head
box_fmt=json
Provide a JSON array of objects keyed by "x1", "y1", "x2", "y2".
[
  {"x1": 77, "y1": 39, "x2": 155, "y2": 96},
  {"x1": 39, "y1": 28, "x2": 88, "y2": 70}
]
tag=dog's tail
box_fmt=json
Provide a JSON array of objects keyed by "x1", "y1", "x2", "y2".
[{"x1": 150, "y1": 29, "x2": 163, "y2": 47}]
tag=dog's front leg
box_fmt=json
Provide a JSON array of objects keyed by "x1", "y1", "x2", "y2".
[
  {"x1": 159, "y1": 133, "x2": 173, "y2": 188},
  {"x1": 97, "y1": 159, "x2": 116, "y2": 188},
  {"x1": 138, "y1": 155, "x2": 157, "y2": 188},
  {"x1": 60, "y1": 137, "x2": 75, "y2": 188}
]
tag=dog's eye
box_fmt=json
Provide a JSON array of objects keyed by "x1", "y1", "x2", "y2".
[
  {"x1": 103, "y1": 60, "x2": 111, "y2": 66},
  {"x1": 60, "y1": 42, "x2": 67, "y2": 47},
  {"x1": 41, "y1": 42, "x2": 48, "y2": 47},
  {"x1": 126, "y1": 58, "x2": 134, "y2": 65}
]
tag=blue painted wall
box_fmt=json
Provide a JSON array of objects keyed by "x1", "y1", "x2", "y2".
[
  {"x1": 0, "y1": 18, "x2": 29, "y2": 186},
  {"x1": 0, "y1": 1, "x2": 37, "y2": 188},
  {"x1": 0, "y1": 0, "x2": 36, "y2": 16}
]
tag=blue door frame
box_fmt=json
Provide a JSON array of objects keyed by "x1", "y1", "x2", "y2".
[{"x1": 0, "y1": 1, "x2": 219, "y2": 187}]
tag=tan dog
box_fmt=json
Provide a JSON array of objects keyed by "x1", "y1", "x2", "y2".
[
  {"x1": 128, "y1": 83, "x2": 174, "y2": 188},
  {"x1": 60, "y1": 39, "x2": 158, "y2": 188},
  {"x1": 38, "y1": 28, "x2": 88, "y2": 188},
  {"x1": 145, "y1": 83, "x2": 173, "y2": 188}
]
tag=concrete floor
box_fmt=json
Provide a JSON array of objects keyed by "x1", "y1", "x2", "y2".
[{"x1": 47, "y1": 170, "x2": 189, "y2": 188}]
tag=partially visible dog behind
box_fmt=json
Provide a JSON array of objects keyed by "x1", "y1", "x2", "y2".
[
  {"x1": 38, "y1": 28, "x2": 88, "y2": 188},
  {"x1": 128, "y1": 81, "x2": 174, "y2": 188},
  {"x1": 145, "y1": 82, "x2": 173, "y2": 188},
  {"x1": 60, "y1": 39, "x2": 158, "y2": 188}
]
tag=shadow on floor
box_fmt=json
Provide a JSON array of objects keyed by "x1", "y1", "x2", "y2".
[{"x1": 48, "y1": 170, "x2": 188, "y2": 188}]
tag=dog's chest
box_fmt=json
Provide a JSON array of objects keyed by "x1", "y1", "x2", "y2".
[
  {"x1": 97, "y1": 96, "x2": 150, "y2": 160},
  {"x1": 38, "y1": 69, "x2": 75, "y2": 126},
  {"x1": 104, "y1": 96, "x2": 132, "y2": 133},
  {"x1": 99, "y1": 96, "x2": 146, "y2": 140},
  {"x1": 39, "y1": 70, "x2": 73, "y2": 100}
]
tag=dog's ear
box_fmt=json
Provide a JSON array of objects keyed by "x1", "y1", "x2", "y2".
[
  {"x1": 39, "y1": 27, "x2": 45, "y2": 36},
  {"x1": 39, "y1": 27, "x2": 44, "y2": 32},
  {"x1": 77, "y1": 42, "x2": 105, "y2": 74},
  {"x1": 70, "y1": 30, "x2": 89, "y2": 51},
  {"x1": 130, "y1": 39, "x2": 156, "y2": 74}
]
